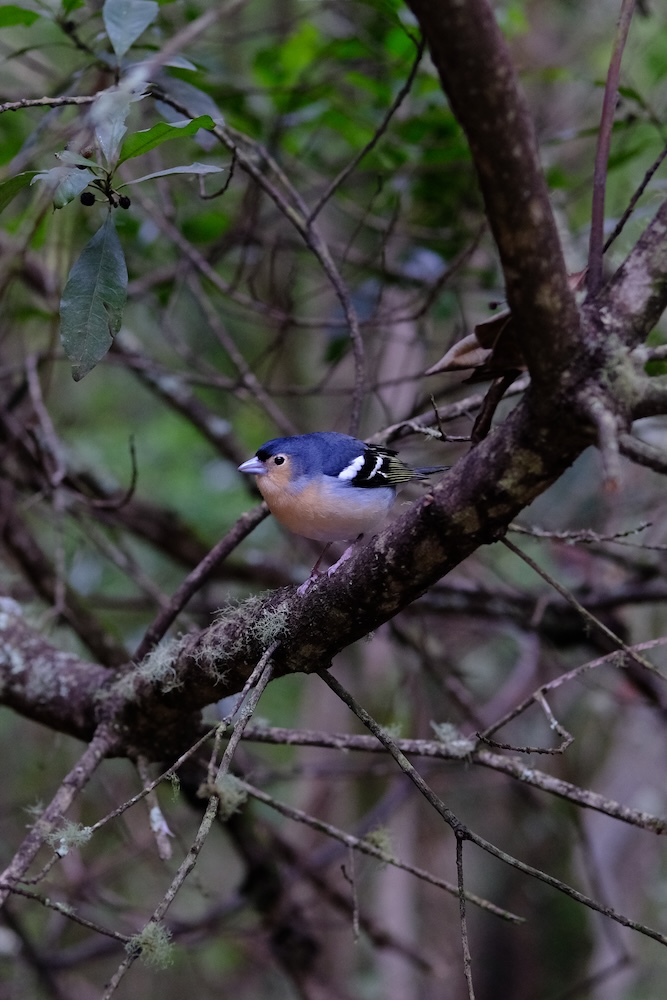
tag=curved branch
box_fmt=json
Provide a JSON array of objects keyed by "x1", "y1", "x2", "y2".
[
  {"x1": 619, "y1": 432, "x2": 667, "y2": 474},
  {"x1": 0, "y1": 383, "x2": 587, "y2": 757},
  {"x1": 173, "y1": 391, "x2": 586, "y2": 705},
  {"x1": 587, "y1": 0, "x2": 637, "y2": 294},
  {"x1": 581, "y1": 395, "x2": 622, "y2": 491},
  {"x1": 133, "y1": 503, "x2": 269, "y2": 660}
]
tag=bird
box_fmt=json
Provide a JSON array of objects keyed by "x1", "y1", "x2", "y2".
[{"x1": 238, "y1": 432, "x2": 447, "y2": 591}]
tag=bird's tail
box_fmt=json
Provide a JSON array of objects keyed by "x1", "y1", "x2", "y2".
[{"x1": 412, "y1": 465, "x2": 450, "y2": 480}]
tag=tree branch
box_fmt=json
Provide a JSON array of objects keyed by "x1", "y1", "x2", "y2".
[
  {"x1": 619, "y1": 432, "x2": 667, "y2": 474},
  {"x1": 239, "y1": 725, "x2": 667, "y2": 834},
  {"x1": 0, "y1": 724, "x2": 115, "y2": 907},
  {"x1": 0, "y1": 599, "x2": 108, "y2": 740},
  {"x1": 587, "y1": 0, "x2": 637, "y2": 294}
]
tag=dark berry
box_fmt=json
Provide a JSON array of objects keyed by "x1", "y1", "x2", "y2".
[
  {"x1": 118, "y1": 195, "x2": 131, "y2": 210},
  {"x1": 80, "y1": 191, "x2": 95, "y2": 206}
]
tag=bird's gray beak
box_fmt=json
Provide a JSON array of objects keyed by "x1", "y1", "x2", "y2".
[{"x1": 238, "y1": 457, "x2": 267, "y2": 475}]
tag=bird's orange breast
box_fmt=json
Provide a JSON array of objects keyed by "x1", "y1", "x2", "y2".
[{"x1": 256, "y1": 473, "x2": 394, "y2": 542}]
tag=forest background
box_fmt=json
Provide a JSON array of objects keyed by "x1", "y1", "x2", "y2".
[{"x1": 2, "y1": 0, "x2": 667, "y2": 998}]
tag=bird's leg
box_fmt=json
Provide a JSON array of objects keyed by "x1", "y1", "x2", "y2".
[
  {"x1": 311, "y1": 542, "x2": 333, "y2": 577},
  {"x1": 326, "y1": 534, "x2": 363, "y2": 578},
  {"x1": 296, "y1": 542, "x2": 333, "y2": 596},
  {"x1": 296, "y1": 536, "x2": 363, "y2": 596}
]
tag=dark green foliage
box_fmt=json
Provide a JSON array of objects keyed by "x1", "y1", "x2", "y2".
[{"x1": 60, "y1": 214, "x2": 128, "y2": 379}]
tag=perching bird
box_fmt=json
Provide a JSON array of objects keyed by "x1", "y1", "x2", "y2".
[{"x1": 238, "y1": 432, "x2": 447, "y2": 589}]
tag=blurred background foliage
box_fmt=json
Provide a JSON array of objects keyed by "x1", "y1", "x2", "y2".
[{"x1": 1, "y1": 0, "x2": 667, "y2": 997}]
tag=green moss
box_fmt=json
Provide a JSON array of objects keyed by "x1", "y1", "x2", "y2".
[
  {"x1": 108, "y1": 596, "x2": 293, "y2": 705},
  {"x1": 214, "y1": 596, "x2": 290, "y2": 648},
  {"x1": 251, "y1": 601, "x2": 290, "y2": 645},
  {"x1": 430, "y1": 721, "x2": 477, "y2": 758},
  {"x1": 195, "y1": 597, "x2": 291, "y2": 681},
  {"x1": 213, "y1": 595, "x2": 263, "y2": 631},
  {"x1": 126, "y1": 921, "x2": 174, "y2": 969},
  {"x1": 363, "y1": 825, "x2": 393, "y2": 861},
  {"x1": 46, "y1": 820, "x2": 93, "y2": 856},
  {"x1": 214, "y1": 774, "x2": 248, "y2": 820},
  {"x1": 135, "y1": 639, "x2": 183, "y2": 692}
]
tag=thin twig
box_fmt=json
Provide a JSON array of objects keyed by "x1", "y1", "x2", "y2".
[
  {"x1": 185, "y1": 272, "x2": 296, "y2": 435},
  {"x1": 133, "y1": 504, "x2": 269, "y2": 660},
  {"x1": 533, "y1": 690, "x2": 574, "y2": 752},
  {"x1": 480, "y1": 637, "x2": 667, "y2": 753},
  {"x1": 500, "y1": 536, "x2": 664, "y2": 678},
  {"x1": 307, "y1": 40, "x2": 425, "y2": 224},
  {"x1": 341, "y1": 847, "x2": 361, "y2": 942},
  {"x1": 510, "y1": 520, "x2": 652, "y2": 545},
  {"x1": 87, "y1": 725, "x2": 222, "y2": 836},
  {"x1": 587, "y1": 0, "x2": 637, "y2": 294},
  {"x1": 319, "y1": 669, "x2": 667, "y2": 948},
  {"x1": 208, "y1": 642, "x2": 279, "y2": 783},
  {"x1": 102, "y1": 648, "x2": 275, "y2": 997},
  {"x1": 239, "y1": 778, "x2": 522, "y2": 922},
  {"x1": 0, "y1": 94, "x2": 98, "y2": 114},
  {"x1": 268, "y1": 826, "x2": 439, "y2": 975},
  {"x1": 137, "y1": 756, "x2": 173, "y2": 861},
  {"x1": 5, "y1": 883, "x2": 130, "y2": 944},
  {"x1": 150, "y1": 88, "x2": 367, "y2": 434},
  {"x1": 584, "y1": 395, "x2": 622, "y2": 491},
  {"x1": 0, "y1": 724, "x2": 115, "y2": 906},
  {"x1": 85, "y1": 437, "x2": 138, "y2": 510},
  {"x1": 456, "y1": 836, "x2": 476, "y2": 1000},
  {"x1": 240, "y1": 718, "x2": 667, "y2": 833},
  {"x1": 373, "y1": 375, "x2": 531, "y2": 446},
  {"x1": 603, "y1": 138, "x2": 667, "y2": 256}
]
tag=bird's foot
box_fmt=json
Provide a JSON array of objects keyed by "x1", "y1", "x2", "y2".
[{"x1": 325, "y1": 543, "x2": 356, "y2": 578}]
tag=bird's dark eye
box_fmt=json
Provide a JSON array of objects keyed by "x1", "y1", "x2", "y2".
[{"x1": 273, "y1": 455, "x2": 285, "y2": 466}]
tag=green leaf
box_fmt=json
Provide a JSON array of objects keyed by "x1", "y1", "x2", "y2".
[
  {"x1": 253, "y1": 22, "x2": 322, "y2": 91},
  {"x1": 278, "y1": 22, "x2": 321, "y2": 82},
  {"x1": 163, "y1": 55, "x2": 197, "y2": 71},
  {"x1": 60, "y1": 214, "x2": 128, "y2": 380},
  {"x1": 56, "y1": 149, "x2": 102, "y2": 170},
  {"x1": 117, "y1": 116, "x2": 215, "y2": 165},
  {"x1": 0, "y1": 171, "x2": 38, "y2": 213},
  {"x1": 31, "y1": 165, "x2": 95, "y2": 208},
  {"x1": 102, "y1": 0, "x2": 158, "y2": 59},
  {"x1": 121, "y1": 161, "x2": 224, "y2": 185},
  {"x1": 646, "y1": 359, "x2": 667, "y2": 377},
  {"x1": 91, "y1": 86, "x2": 143, "y2": 166},
  {"x1": 0, "y1": 4, "x2": 40, "y2": 25}
]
